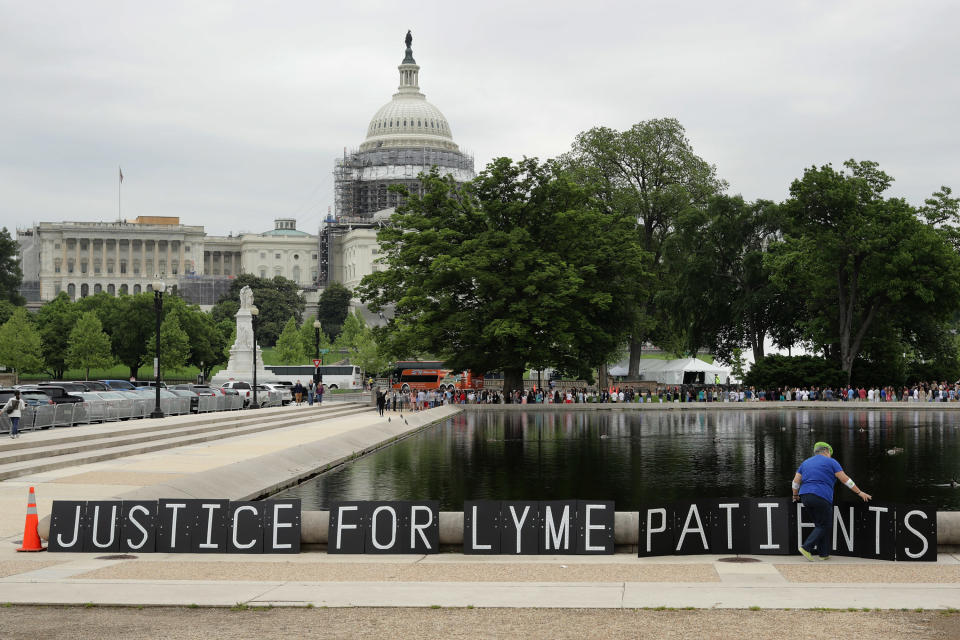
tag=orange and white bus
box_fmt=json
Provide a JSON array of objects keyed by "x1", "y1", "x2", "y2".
[{"x1": 390, "y1": 361, "x2": 484, "y2": 393}]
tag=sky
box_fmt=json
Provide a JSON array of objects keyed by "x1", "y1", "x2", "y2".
[{"x1": 1, "y1": 1, "x2": 958, "y2": 237}]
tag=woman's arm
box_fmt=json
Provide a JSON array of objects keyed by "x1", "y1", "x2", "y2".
[{"x1": 835, "y1": 470, "x2": 872, "y2": 501}]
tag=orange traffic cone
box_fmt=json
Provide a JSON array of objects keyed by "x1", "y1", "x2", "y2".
[{"x1": 17, "y1": 486, "x2": 45, "y2": 552}]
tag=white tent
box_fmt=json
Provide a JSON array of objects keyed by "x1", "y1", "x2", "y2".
[{"x1": 610, "y1": 357, "x2": 732, "y2": 385}]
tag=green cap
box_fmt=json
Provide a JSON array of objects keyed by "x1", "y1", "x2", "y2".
[{"x1": 814, "y1": 441, "x2": 833, "y2": 455}]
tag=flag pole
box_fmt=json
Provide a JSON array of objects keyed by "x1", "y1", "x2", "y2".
[{"x1": 118, "y1": 166, "x2": 123, "y2": 222}]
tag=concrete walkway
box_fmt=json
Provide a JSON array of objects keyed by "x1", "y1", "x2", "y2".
[{"x1": 1, "y1": 404, "x2": 959, "y2": 610}]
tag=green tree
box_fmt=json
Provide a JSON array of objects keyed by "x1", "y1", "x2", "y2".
[
  {"x1": 0, "y1": 307, "x2": 43, "y2": 382},
  {"x1": 212, "y1": 275, "x2": 304, "y2": 346},
  {"x1": 773, "y1": 160, "x2": 960, "y2": 383},
  {"x1": 661, "y1": 195, "x2": 790, "y2": 363},
  {"x1": 275, "y1": 316, "x2": 305, "y2": 364},
  {"x1": 35, "y1": 292, "x2": 80, "y2": 379},
  {"x1": 562, "y1": 118, "x2": 726, "y2": 376},
  {"x1": 298, "y1": 313, "x2": 331, "y2": 361},
  {"x1": 146, "y1": 309, "x2": 191, "y2": 375},
  {"x1": 65, "y1": 311, "x2": 114, "y2": 380},
  {"x1": 169, "y1": 298, "x2": 229, "y2": 380},
  {"x1": 0, "y1": 300, "x2": 17, "y2": 326},
  {"x1": 0, "y1": 227, "x2": 25, "y2": 305},
  {"x1": 358, "y1": 158, "x2": 649, "y2": 394},
  {"x1": 317, "y1": 282, "x2": 352, "y2": 340},
  {"x1": 100, "y1": 293, "x2": 155, "y2": 379}
]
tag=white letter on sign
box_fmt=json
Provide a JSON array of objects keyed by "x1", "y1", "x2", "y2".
[
  {"x1": 675, "y1": 504, "x2": 707, "y2": 551},
  {"x1": 757, "y1": 502, "x2": 780, "y2": 550},
  {"x1": 165, "y1": 503, "x2": 186, "y2": 549},
  {"x1": 544, "y1": 505, "x2": 571, "y2": 551},
  {"x1": 869, "y1": 505, "x2": 889, "y2": 555},
  {"x1": 584, "y1": 504, "x2": 606, "y2": 552},
  {"x1": 126, "y1": 505, "x2": 150, "y2": 550},
  {"x1": 471, "y1": 505, "x2": 491, "y2": 551},
  {"x1": 232, "y1": 505, "x2": 258, "y2": 550},
  {"x1": 646, "y1": 508, "x2": 667, "y2": 553},
  {"x1": 91, "y1": 504, "x2": 117, "y2": 549},
  {"x1": 508, "y1": 505, "x2": 531, "y2": 554},
  {"x1": 199, "y1": 503, "x2": 222, "y2": 550},
  {"x1": 902, "y1": 510, "x2": 929, "y2": 559},
  {"x1": 718, "y1": 503, "x2": 740, "y2": 550},
  {"x1": 371, "y1": 506, "x2": 397, "y2": 550},
  {"x1": 272, "y1": 503, "x2": 293, "y2": 550},
  {"x1": 335, "y1": 505, "x2": 358, "y2": 551},
  {"x1": 410, "y1": 505, "x2": 433, "y2": 550}
]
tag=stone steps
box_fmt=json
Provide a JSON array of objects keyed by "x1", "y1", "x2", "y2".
[{"x1": 0, "y1": 403, "x2": 372, "y2": 481}]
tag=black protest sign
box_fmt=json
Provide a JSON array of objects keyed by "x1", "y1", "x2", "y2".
[
  {"x1": 263, "y1": 499, "x2": 301, "y2": 554},
  {"x1": 192, "y1": 499, "x2": 230, "y2": 553},
  {"x1": 711, "y1": 499, "x2": 749, "y2": 554},
  {"x1": 48, "y1": 501, "x2": 87, "y2": 552},
  {"x1": 896, "y1": 504, "x2": 937, "y2": 562},
  {"x1": 831, "y1": 503, "x2": 859, "y2": 557},
  {"x1": 364, "y1": 502, "x2": 404, "y2": 554},
  {"x1": 856, "y1": 501, "x2": 896, "y2": 561},
  {"x1": 539, "y1": 501, "x2": 577, "y2": 554},
  {"x1": 227, "y1": 501, "x2": 264, "y2": 554},
  {"x1": 673, "y1": 502, "x2": 712, "y2": 555},
  {"x1": 82, "y1": 501, "x2": 121, "y2": 553},
  {"x1": 120, "y1": 501, "x2": 157, "y2": 553},
  {"x1": 157, "y1": 499, "x2": 198, "y2": 553},
  {"x1": 500, "y1": 501, "x2": 540, "y2": 555},
  {"x1": 748, "y1": 498, "x2": 790, "y2": 555},
  {"x1": 575, "y1": 500, "x2": 615, "y2": 555},
  {"x1": 328, "y1": 501, "x2": 368, "y2": 554},
  {"x1": 400, "y1": 501, "x2": 439, "y2": 554},
  {"x1": 638, "y1": 505, "x2": 674, "y2": 557},
  {"x1": 463, "y1": 500, "x2": 502, "y2": 554}
]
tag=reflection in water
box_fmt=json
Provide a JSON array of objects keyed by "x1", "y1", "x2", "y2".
[{"x1": 272, "y1": 409, "x2": 960, "y2": 510}]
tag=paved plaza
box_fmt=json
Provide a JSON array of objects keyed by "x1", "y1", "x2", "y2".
[{"x1": 0, "y1": 403, "x2": 958, "y2": 639}]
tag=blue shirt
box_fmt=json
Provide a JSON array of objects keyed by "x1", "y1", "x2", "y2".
[{"x1": 797, "y1": 454, "x2": 843, "y2": 503}]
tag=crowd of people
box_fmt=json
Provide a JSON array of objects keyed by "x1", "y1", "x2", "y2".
[{"x1": 372, "y1": 380, "x2": 960, "y2": 410}]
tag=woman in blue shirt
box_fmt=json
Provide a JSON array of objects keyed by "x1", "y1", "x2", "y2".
[{"x1": 791, "y1": 442, "x2": 872, "y2": 560}]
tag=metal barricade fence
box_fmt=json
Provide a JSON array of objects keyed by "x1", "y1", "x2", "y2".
[
  {"x1": 103, "y1": 401, "x2": 120, "y2": 422},
  {"x1": 228, "y1": 395, "x2": 243, "y2": 411},
  {"x1": 133, "y1": 398, "x2": 150, "y2": 419},
  {"x1": 178, "y1": 397, "x2": 191, "y2": 414},
  {"x1": 198, "y1": 396, "x2": 217, "y2": 413},
  {"x1": 160, "y1": 398, "x2": 174, "y2": 416},
  {"x1": 214, "y1": 395, "x2": 226, "y2": 412},
  {"x1": 54, "y1": 403, "x2": 75, "y2": 427},
  {"x1": 33, "y1": 405, "x2": 55, "y2": 429},
  {"x1": 85, "y1": 400, "x2": 106, "y2": 423},
  {"x1": 0, "y1": 413, "x2": 12, "y2": 434},
  {"x1": 18, "y1": 407, "x2": 35, "y2": 432},
  {"x1": 72, "y1": 403, "x2": 90, "y2": 425},
  {"x1": 116, "y1": 399, "x2": 134, "y2": 420}
]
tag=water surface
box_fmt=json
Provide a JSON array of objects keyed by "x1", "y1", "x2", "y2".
[{"x1": 273, "y1": 409, "x2": 960, "y2": 510}]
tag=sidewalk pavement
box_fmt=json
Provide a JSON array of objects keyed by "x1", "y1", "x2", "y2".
[{"x1": 0, "y1": 552, "x2": 958, "y2": 609}]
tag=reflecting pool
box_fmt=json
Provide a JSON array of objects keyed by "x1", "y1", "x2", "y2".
[{"x1": 273, "y1": 409, "x2": 960, "y2": 510}]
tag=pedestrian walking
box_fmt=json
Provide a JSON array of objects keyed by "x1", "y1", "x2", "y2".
[
  {"x1": 293, "y1": 380, "x2": 305, "y2": 405},
  {"x1": 3, "y1": 390, "x2": 25, "y2": 439},
  {"x1": 792, "y1": 441, "x2": 872, "y2": 561},
  {"x1": 376, "y1": 390, "x2": 386, "y2": 416}
]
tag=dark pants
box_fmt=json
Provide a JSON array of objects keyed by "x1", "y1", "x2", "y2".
[
  {"x1": 10, "y1": 417, "x2": 19, "y2": 437},
  {"x1": 800, "y1": 493, "x2": 833, "y2": 557}
]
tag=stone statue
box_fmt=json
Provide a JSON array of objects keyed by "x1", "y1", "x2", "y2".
[
  {"x1": 239, "y1": 285, "x2": 254, "y2": 310},
  {"x1": 405, "y1": 30, "x2": 412, "y2": 49}
]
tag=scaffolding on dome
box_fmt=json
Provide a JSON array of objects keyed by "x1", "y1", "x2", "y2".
[{"x1": 333, "y1": 146, "x2": 474, "y2": 219}]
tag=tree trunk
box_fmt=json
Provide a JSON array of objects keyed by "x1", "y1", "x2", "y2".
[
  {"x1": 628, "y1": 337, "x2": 643, "y2": 377},
  {"x1": 502, "y1": 367, "x2": 524, "y2": 397},
  {"x1": 130, "y1": 366, "x2": 139, "y2": 380},
  {"x1": 751, "y1": 331, "x2": 765, "y2": 363},
  {"x1": 85, "y1": 367, "x2": 89, "y2": 381}
]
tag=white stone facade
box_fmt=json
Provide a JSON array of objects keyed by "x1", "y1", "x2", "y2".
[{"x1": 18, "y1": 217, "x2": 321, "y2": 303}]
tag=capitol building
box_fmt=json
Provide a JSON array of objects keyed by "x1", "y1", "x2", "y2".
[{"x1": 17, "y1": 32, "x2": 472, "y2": 310}]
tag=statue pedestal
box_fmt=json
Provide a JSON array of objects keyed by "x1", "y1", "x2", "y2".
[{"x1": 209, "y1": 307, "x2": 278, "y2": 385}]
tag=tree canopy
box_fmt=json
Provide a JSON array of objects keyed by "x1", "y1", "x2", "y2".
[
  {"x1": 211, "y1": 274, "x2": 304, "y2": 346},
  {"x1": 358, "y1": 157, "x2": 649, "y2": 393},
  {"x1": 317, "y1": 282, "x2": 352, "y2": 340},
  {"x1": 561, "y1": 118, "x2": 726, "y2": 376},
  {"x1": 65, "y1": 311, "x2": 114, "y2": 380},
  {"x1": 0, "y1": 227, "x2": 24, "y2": 306},
  {"x1": 0, "y1": 307, "x2": 43, "y2": 381}
]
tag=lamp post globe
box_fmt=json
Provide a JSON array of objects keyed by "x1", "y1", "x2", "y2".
[
  {"x1": 250, "y1": 305, "x2": 260, "y2": 409},
  {"x1": 149, "y1": 279, "x2": 167, "y2": 419}
]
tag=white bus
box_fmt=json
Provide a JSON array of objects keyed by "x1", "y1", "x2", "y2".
[{"x1": 264, "y1": 365, "x2": 363, "y2": 390}]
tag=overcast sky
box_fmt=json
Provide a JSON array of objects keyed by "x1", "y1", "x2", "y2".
[{"x1": 1, "y1": 1, "x2": 957, "y2": 237}]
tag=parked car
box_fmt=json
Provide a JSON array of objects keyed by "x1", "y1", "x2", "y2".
[
  {"x1": 78, "y1": 381, "x2": 110, "y2": 391},
  {"x1": 0, "y1": 389, "x2": 50, "y2": 407},
  {"x1": 168, "y1": 388, "x2": 200, "y2": 413},
  {"x1": 19, "y1": 385, "x2": 83, "y2": 404},
  {"x1": 38, "y1": 381, "x2": 88, "y2": 393},
  {"x1": 134, "y1": 380, "x2": 167, "y2": 389},
  {"x1": 219, "y1": 381, "x2": 253, "y2": 406},
  {"x1": 100, "y1": 379, "x2": 137, "y2": 391},
  {"x1": 260, "y1": 383, "x2": 293, "y2": 405}
]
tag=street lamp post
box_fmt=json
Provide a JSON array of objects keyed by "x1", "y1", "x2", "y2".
[
  {"x1": 149, "y1": 279, "x2": 167, "y2": 419},
  {"x1": 250, "y1": 305, "x2": 260, "y2": 409},
  {"x1": 313, "y1": 319, "x2": 321, "y2": 360}
]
